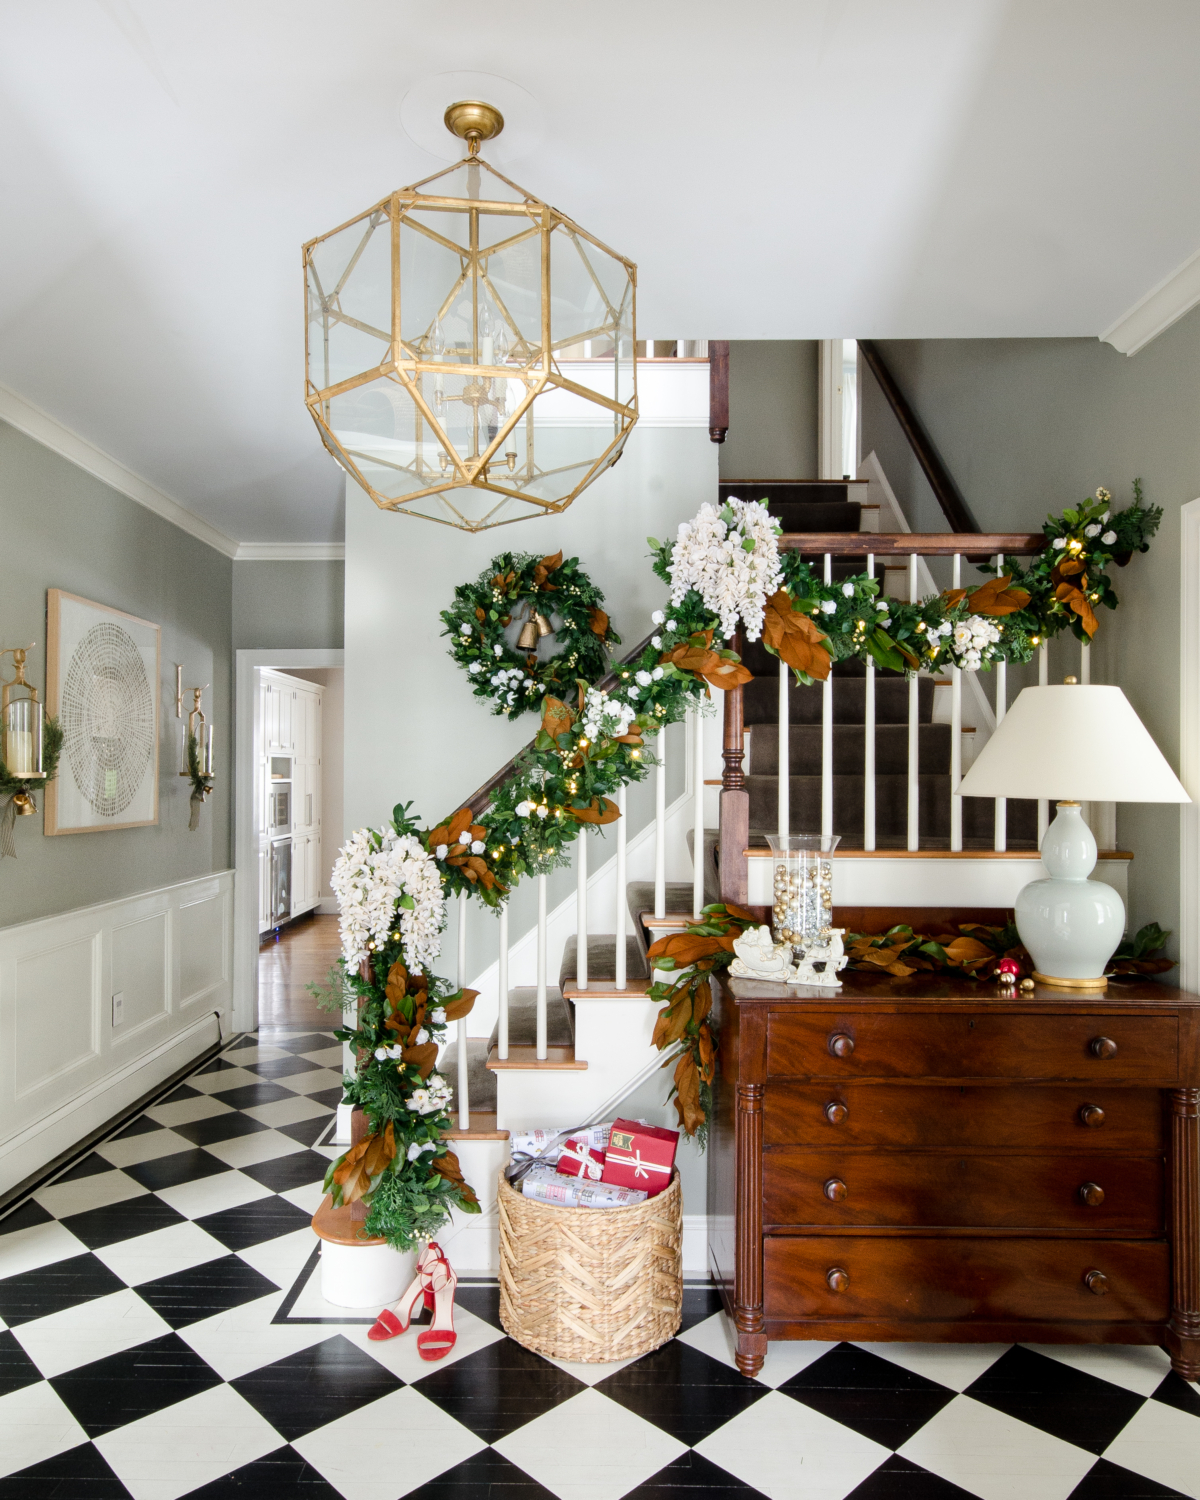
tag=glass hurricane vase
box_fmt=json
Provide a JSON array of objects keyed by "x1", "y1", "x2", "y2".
[{"x1": 765, "y1": 834, "x2": 840, "y2": 950}]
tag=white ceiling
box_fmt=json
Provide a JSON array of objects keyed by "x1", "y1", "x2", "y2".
[{"x1": 2, "y1": 1, "x2": 1199, "y2": 547}]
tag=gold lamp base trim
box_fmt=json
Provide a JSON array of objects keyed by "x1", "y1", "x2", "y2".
[
  {"x1": 444, "y1": 101, "x2": 505, "y2": 147},
  {"x1": 1031, "y1": 969, "x2": 1109, "y2": 991}
]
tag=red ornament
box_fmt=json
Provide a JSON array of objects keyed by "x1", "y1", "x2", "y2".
[{"x1": 997, "y1": 958, "x2": 1021, "y2": 977}]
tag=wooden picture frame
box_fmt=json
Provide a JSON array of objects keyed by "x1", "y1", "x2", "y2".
[{"x1": 45, "y1": 589, "x2": 160, "y2": 835}]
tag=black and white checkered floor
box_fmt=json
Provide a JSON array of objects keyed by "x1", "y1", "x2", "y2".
[{"x1": 2, "y1": 1027, "x2": 1199, "y2": 1499}]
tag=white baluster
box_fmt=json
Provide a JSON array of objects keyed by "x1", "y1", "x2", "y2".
[
  {"x1": 497, "y1": 902, "x2": 509, "y2": 1062},
  {"x1": 615, "y1": 783, "x2": 628, "y2": 990},
  {"x1": 1038, "y1": 643, "x2": 1049, "y2": 846},
  {"x1": 536, "y1": 873, "x2": 548, "y2": 1060},
  {"x1": 822, "y1": 553, "x2": 834, "y2": 837},
  {"x1": 950, "y1": 552, "x2": 962, "y2": 852},
  {"x1": 994, "y1": 552, "x2": 1006, "y2": 852},
  {"x1": 907, "y1": 552, "x2": 919, "y2": 851},
  {"x1": 576, "y1": 832, "x2": 588, "y2": 990},
  {"x1": 693, "y1": 705, "x2": 705, "y2": 918},
  {"x1": 456, "y1": 891, "x2": 469, "y2": 1130},
  {"x1": 654, "y1": 724, "x2": 667, "y2": 919},
  {"x1": 1080, "y1": 640, "x2": 1091, "y2": 684},
  {"x1": 777, "y1": 658, "x2": 789, "y2": 841},
  {"x1": 864, "y1": 553, "x2": 875, "y2": 851}
]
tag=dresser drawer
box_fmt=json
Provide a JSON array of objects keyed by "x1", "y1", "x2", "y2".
[
  {"x1": 762, "y1": 1150, "x2": 1163, "y2": 1233},
  {"x1": 763, "y1": 1235, "x2": 1169, "y2": 1324},
  {"x1": 767, "y1": 1012, "x2": 1179, "y2": 1082},
  {"x1": 763, "y1": 1084, "x2": 1164, "y2": 1151}
]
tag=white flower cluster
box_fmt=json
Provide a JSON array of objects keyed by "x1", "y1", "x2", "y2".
[
  {"x1": 488, "y1": 665, "x2": 535, "y2": 709},
  {"x1": 666, "y1": 498, "x2": 783, "y2": 642},
  {"x1": 948, "y1": 615, "x2": 1002, "y2": 672},
  {"x1": 329, "y1": 827, "x2": 444, "y2": 972},
  {"x1": 406, "y1": 1073, "x2": 453, "y2": 1116},
  {"x1": 579, "y1": 687, "x2": 636, "y2": 743}
]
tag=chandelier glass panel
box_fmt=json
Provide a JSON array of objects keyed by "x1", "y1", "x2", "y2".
[{"x1": 304, "y1": 148, "x2": 638, "y2": 531}]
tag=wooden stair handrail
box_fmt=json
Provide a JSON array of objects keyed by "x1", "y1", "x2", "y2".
[{"x1": 778, "y1": 531, "x2": 1045, "y2": 558}]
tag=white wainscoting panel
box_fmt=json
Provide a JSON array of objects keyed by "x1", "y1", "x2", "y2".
[{"x1": 0, "y1": 870, "x2": 233, "y2": 1197}]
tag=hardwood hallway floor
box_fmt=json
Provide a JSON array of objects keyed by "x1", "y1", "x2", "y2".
[{"x1": 258, "y1": 913, "x2": 341, "y2": 1030}]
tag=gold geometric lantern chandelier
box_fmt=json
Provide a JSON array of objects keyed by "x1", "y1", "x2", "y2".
[{"x1": 303, "y1": 101, "x2": 638, "y2": 532}]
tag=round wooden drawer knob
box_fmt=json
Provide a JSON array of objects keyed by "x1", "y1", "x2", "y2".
[
  {"x1": 1090, "y1": 1036, "x2": 1118, "y2": 1060},
  {"x1": 827, "y1": 1267, "x2": 850, "y2": 1292},
  {"x1": 824, "y1": 1178, "x2": 848, "y2": 1202},
  {"x1": 824, "y1": 1102, "x2": 848, "y2": 1125},
  {"x1": 1079, "y1": 1182, "x2": 1106, "y2": 1207},
  {"x1": 1079, "y1": 1104, "x2": 1106, "y2": 1128},
  {"x1": 1084, "y1": 1270, "x2": 1109, "y2": 1296},
  {"x1": 828, "y1": 1033, "x2": 855, "y2": 1059}
]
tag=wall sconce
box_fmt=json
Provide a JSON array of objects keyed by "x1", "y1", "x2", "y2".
[
  {"x1": 2, "y1": 645, "x2": 46, "y2": 814},
  {"x1": 176, "y1": 667, "x2": 214, "y2": 830}
]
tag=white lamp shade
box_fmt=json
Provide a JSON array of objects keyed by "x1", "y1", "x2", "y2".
[{"x1": 957, "y1": 684, "x2": 1190, "y2": 804}]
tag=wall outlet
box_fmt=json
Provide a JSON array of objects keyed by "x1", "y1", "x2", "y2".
[{"x1": 112, "y1": 992, "x2": 124, "y2": 1026}]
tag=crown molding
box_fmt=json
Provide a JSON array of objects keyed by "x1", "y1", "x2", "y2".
[
  {"x1": 0, "y1": 384, "x2": 240, "y2": 557},
  {"x1": 1101, "y1": 244, "x2": 1200, "y2": 356},
  {"x1": 233, "y1": 542, "x2": 345, "y2": 561}
]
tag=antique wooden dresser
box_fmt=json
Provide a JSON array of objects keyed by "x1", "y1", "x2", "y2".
[{"x1": 707, "y1": 970, "x2": 1200, "y2": 1380}]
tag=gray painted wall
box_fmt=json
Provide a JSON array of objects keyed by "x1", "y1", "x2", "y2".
[
  {"x1": 232, "y1": 560, "x2": 344, "y2": 650},
  {"x1": 0, "y1": 419, "x2": 232, "y2": 925},
  {"x1": 719, "y1": 340, "x2": 818, "y2": 481},
  {"x1": 861, "y1": 312, "x2": 1200, "y2": 946}
]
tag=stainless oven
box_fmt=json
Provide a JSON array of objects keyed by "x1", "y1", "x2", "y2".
[{"x1": 269, "y1": 838, "x2": 291, "y2": 923}]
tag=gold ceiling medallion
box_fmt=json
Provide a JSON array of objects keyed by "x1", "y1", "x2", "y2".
[{"x1": 302, "y1": 99, "x2": 638, "y2": 532}]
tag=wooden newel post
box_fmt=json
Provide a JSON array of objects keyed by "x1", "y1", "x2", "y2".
[
  {"x1": 709, "y1": 340, "x2": 729, "y2": 445},
  {"x1": 1169, "y1": 1086, "x2": 1200, "y2": 1379},
  {"x1": 719, "y1": 628, "x2": 749, "y2": 906}
]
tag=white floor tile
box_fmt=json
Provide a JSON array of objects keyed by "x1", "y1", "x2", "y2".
[
  {"x1": 95, "y1": 1382, "x2": 282, "y2": 1500},
  {"x1": 294, "y1": 1386, "x2": 485, "y2": 1500},
  {"x1": 95, "y1": 1129, "x2": 197, "y2": 1169},
  {"x1": 0, "y1": 1219, "x2": 88, "y2": 1279},
  {"x1": 1021, "y1": 1342, "x2": 1175, "y2": 1398},
  {"x1": 187, "y1": 1066, "x2": 263, "y2": 1095},
  {"x1": 279, "y1": 1180, "x2": 325, "y2": 1214},
  {"x1": 285, "y1": 1259, "x2": 380, "y2": 1321},
  {"x1": 898, "y1": 1393, "x2": 1095, "y2": 1500},
  {"x1": 542, "y1": 1351, "x2": 642, "y2": 1386},
  {"x1": 217, "y1": 1044, "x2": 290, "y2": 1065},
  {"x1": 347, "y1": 1303, "x2": 505, "y2": 1383},
  {"x1": 93, "y1": 1221, "x2": 228, "y2": 1287},
  {"x1": 0, "y1": 1380, "x2": 88, "y2": 1479},
  {"x1": 679, "y1": 1311, "x2": 836, "y2": 1387},
  {"x1": 14, "y1": 1287, "x2": 171, "y2": 1379},
  {"x1": 236, "y1": 1226, "x2": 319, "y2": 1283},
  {"x1": 696, "y1": 1389, "x2": 888, "y2": 1500},
  {"x1": 179, "y1": 1290, "x2": 333, "y2": 1382},
  {"x1": 154, "y1": 1169, "x2": 270, "y2": 1220},
  {"x1": 852, "y1": 1341, "x2": 1012, "y2": 1392},
  {"x1": 496, "y1": 1387, "x2": 687, "y2": 1500},
  {"x1": 299, "y1": 1045, "x2": 345, "y2": 1067},
  {"x1": 34, "y1": 1169, "x2": 147, "y2": 1220},
  {"x1": 201, "y1": 1130, "x2": 305, "y2": 1169},
  {"x1": 1103, "y1": 1395, "x2": 1200, "y2": 1499},
  {"x1": 276, "y1": 1067, "x2": 345, "y2": 1097},
  {"x1": 241, "y1": 1094, "x2": 331, "y2": 1127},
  {"x1": 145, "y1": 1096, "x2": 234, "y2": 1129}
]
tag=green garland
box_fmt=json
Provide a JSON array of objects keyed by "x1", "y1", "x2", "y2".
[
  {"x1": 442, "y1": 549, "x2": 621, "y2": 719},
  {"x1": 185, "y1": 732, "x2": 214, "y2": 832}
]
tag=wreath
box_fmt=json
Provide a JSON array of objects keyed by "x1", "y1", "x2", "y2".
[{"x1": 442, "y1": 549, "x2": 621, "y2": 720}]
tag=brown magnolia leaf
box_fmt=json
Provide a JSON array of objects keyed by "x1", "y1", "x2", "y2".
[
  {"x1": 673, "y1": 1050, "x2": 704, "y2": 1136},
  {"x1": 541, "y1": 696, "x2": 575, "y2": 741},
  {"x1": 1055, "y1": 582, "x2": 1098, "y2": 638},
  {"x1": 943, "y1": 936, "x2": 994, "y2": 964},
  {"x1": 431, "y1": 1149, "x2": 479, "y2": 1207},
  {"x1": 532, "y1": 550, "x2": 563, "y2": 589},
  {"x1": 614, "y1": 729, "x2": 644, "y2": 746},
  {"x1": 647, "y1": 931, "x2": 734, "y2": 968},
  {"x1": 884, "y1": 960, "x2": 917, "y2": 977},
  {"x1": 762, "y1": 591, "x2": 832, "y2": 681},
  {"x1": 332, "y1": 1121, "x2": 396, "y2": 1207},
  {"x1": 1052, "y1": 558, "x2": 1086, "y2": 582},
  {"x1": 968, "y1": 575, "x2": 1031, "y2": 617},
  {"x1": 940, "y1": 588, "x2": 968, "y2": 610},
  {"x1": 385, "y1": 961, "x2": 409, "y2": 1007},
  {"x1": 475, "y1": 606, "x2": 485, "y2": 622},
  {"x1": 401, "y1": 1042, "x2": 439, "y2": 1080},
  {"x1": 569, "y1": 796, "x2": 620, "y2": 825},
  {"x1": 441, "y1": 988, "x2": 478, "y2": 1022},
  {"x1": 697, "y1": 1022, "x2": 715, "y2": 1083},
  {"x1": 588, "y1": 606, "x2": 608, "y2": 637},
  {"x1": 699, "y1": 655, "x2": 755, "y2": 692},
  {"x1": 661, "y1": 632, "x2": 754, "y2": 693},
  {"x1": 692, "y1": 983, "x2": 713, "y2": 1026},
  {"x1": 663, "y1": 993, "x2": 693, "y2": 1045}
]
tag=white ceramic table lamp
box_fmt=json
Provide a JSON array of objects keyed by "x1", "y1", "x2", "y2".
[{"x1": 957, "y1": 683, "x2": 1189, "y2": 988}]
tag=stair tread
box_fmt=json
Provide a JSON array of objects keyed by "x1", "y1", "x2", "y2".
[
  {"x1": 487, "y1": 988, "x2": 573, "y2": 1051},
  {"x1": 441, "y1": 1113, "x2": 510, "y2": 1140},
  {"x1": 626, "y1": 880, "x2": 696, "y2": 916},
  {"x1": 486, "y1": 1044, "x2": 587, "y2": 1070},
  {"x1": 559, "y1": 935, "x2": 648, "y2": 991},
  {"x1": 440, "y1": 1036, "x2": 497, "y2": 1116}
]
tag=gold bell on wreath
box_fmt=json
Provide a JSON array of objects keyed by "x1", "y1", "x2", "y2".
[
  {"x1": 534, "y1": 611, "x2": 554, "y2": 639},
  {"x1": 515, "y1": 609, "x2": 539, "y2": 651}
]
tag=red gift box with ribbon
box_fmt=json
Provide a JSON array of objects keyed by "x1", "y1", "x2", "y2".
[
  {"x1": 600, "y1": 1117, "x2": 678, "y2": 1197},
  {"x1": 555, "y1": 1137, "x2": 607, "y2": 1182}
]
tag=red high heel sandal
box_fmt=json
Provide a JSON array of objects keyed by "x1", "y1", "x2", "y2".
[
  {"x1": 367, "y1": 1241, "x2": 443, "y2": 1342},
  {"x1": 416, "y1": 1253, "x2": 458, "y2": 1361}
]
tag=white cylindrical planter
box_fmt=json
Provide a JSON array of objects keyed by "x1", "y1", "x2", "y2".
[{"x1": 320, "y1": 1241, "x2": 416, "y2": 1309}]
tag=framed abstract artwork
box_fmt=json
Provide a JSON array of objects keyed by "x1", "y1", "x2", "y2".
[{"x1": 45, "y1": 589, "x2": 160, "y2": 835}]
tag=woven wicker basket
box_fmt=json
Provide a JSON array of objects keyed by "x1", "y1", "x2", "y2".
[{"x1": 497, "y1": 1167, "x2": 683, "y2": 1362}]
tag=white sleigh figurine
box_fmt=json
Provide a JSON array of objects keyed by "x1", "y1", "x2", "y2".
[
  {"x1": 729, "y1": 925, "x2": 797, "y2": 982},
  {"x1": 791, "y1": 927, "x2": 848, "y2": 988}
]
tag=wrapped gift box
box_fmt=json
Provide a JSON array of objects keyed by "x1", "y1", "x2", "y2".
[
  {"x1": 556, "y1": 1138, "x2": 606, "y2": 1182},
  {"x1": 521, "y1": 1165, "x2": 647, "y2": 1208},
  {"x1": 601, "y1": 1118, "x2": 678, "y2": 1197}
]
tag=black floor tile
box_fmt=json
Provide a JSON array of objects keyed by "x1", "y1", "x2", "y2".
[
  {"x1": 133, "y1": 1253, "x2": 280, "y2": 1328},
  {"x1": 0, "y1": 1199, "x2": 53, "y2": 1235},
  {"x1": 195, "y1": 1195, "x2": 311, "y2": 1250},
  {"x1": 0, "y1": 1440, "x2": 133, "y2": 1498},
  {"x1": 596, "y1": 1339, "x2": 766, "y2": 1445},
  {"x1": 123, "y1": 1150, "x2": 231, "y2": 1192},
  {"x1": 411, "y1": 1337, "x2": 585, "y2": 1442},
  {"x1": 231, "y1": 1333, "x2": 401, "y2": 1440},
  {"x1": 0, "y1": 1253, "x2": 125, "y2": 1326},
  {"x1": 60, "y1": 1193, "x2": 186, "y2": 1250},
  {"x1": 625, "y1": 1450, "x2": 772, "y2": 1497},
  {"x1": 453, "y1": 1283, "x2": 502, "y2": 1330},
  {"x1": 679, "y1": 1285, "x2": 724, "y2": 1333},
  {"x1": 169, "y1": 1113, "x2": 271, "y2": 1147},
  {"x1": 845, "y1": 1453, "x2": 980, "y2": 1499},
  {"x1": 207, "y1": 1082, "x2": 296, "y2": 1110},
  {"x1": 965, "y1": 1345, "x2": 1145, "y2": 1456},
  {"x1": 0, "y1": 1328, "x2": 44, "y2": 1395},
  {"x1": 159, "y1": 1084, "x2": 201, "y2": 1103},
  {"x1": 306, "y1": 1087, "x2": 347, "y2": 1111},
  {"x1": 184, "y1": 1445, "x2": 342, "y2": 1497},
  {"x1": 404, "y1": 1448, "x2": 561, "y2": 1498},
  {"x1": 53, "y1": 1152, "x2": 115, "y2": 1183},
  {"x1": 193, "y1": 1057, "x2": 251, "y2": 1078},
  {"x1": 237, "y1": 1151, "x2": 334, "y2": 1194},
  {"x1": 267, "y1": 1033, "x2": 335, "y2": 1056},
  {"x1": 1150, "y1": 1369, "x2": 1200, "y2": 1419},
  {"x1": 1067, "y1": 1457, "x2": 1190, "y2": 1499},
  {"x1": 50, "y1": 1331, "x2": 223, "y2": 1436},
  {"x1": 780, "y1": 1343, "x2": 955, "y2": 1450},
  {"x1": 111, "y1": 1114, "x2": 163, "y2": 1140},
  {"x1": 274, "y1": 1116, "x2": 334, "y2": 1148},
  {"x1": 246, "y1": 1056, "x2": 323, "y2": 1080}
]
